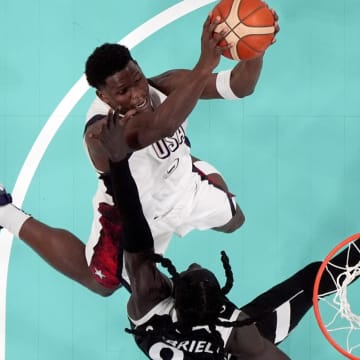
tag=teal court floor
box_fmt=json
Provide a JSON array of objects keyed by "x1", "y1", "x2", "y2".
[{"x1": 1, "y1": 0, "x2": 360, "y2": 359}]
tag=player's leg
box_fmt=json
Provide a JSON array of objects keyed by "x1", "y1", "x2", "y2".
[
  {"x1": 87, "y1": 178, "x2": 174, "y2": 292},
  {"x1": 240, "y1": 261, "x2": 320, "y2": 344},
  {"x1": 86, "y1": 199, "x2": 131, "y2": 293},
  {"x1": 0, "y1": 185, "x2": 114, "y2": 296},
  {"x1": 240, "y1": 237, "x2": 360, "y2": 345},
  {"x1": 191, "y1": 158, "x2": 245, "y2": 233}
]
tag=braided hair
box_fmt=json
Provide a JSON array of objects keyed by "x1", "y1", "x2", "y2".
[{"x1": 126, "y1": 251, "x2": 255, "y2": 358}]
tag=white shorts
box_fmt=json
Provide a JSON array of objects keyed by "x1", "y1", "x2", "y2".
[{"x1": 85, "y1": 164, "x2": 236, "y2": 288}]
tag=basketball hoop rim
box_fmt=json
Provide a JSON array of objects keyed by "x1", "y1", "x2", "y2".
[{"x1": 312, "y1": 233, "x2": 360, "y2": 360}]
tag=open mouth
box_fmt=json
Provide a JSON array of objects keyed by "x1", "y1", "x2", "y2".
[{"x1": 135, "y1": 98, "x2": 148, "y2": 110}]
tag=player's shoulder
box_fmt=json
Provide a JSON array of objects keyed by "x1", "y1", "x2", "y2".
[
  {"x1": 148, "y1": 69, "x2": 192, "y2": 95},
  {"x1": 86, "y1": 96, "x2": 111, "y2": 124}
]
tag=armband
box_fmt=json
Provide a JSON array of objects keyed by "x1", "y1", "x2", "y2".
[{"x1": 215, "y1": 69, "x2": 239, "y2": 100}]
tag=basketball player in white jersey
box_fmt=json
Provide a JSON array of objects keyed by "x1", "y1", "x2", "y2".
[
  {"x1": 81, "y1": 115, "x2": 360, "y2": 360},
  {"x1": 0, "y1": 15, "x2": 278, "y2": 296},
  {"x1": 82, "y1": 12, "x2": 279, "y2": 291}
]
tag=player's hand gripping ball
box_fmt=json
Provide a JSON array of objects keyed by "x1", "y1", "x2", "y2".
[{"x1": 211, "y1": 0, "x2": 277, "y2": 60}]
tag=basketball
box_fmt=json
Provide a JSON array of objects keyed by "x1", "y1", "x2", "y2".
[{"x1": 211, "y1": 0, "x2": 276, "y2": 60}]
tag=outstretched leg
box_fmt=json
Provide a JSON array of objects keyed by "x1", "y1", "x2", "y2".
[
  {"x1": 241, "y1": 237, "x2": 360, "y2": 345},
  {"x1": 241, "y1": 262, "x2": 320, "y2": 344},
  {"x1": 0, "y1": 185, "x2": 115, "y2": 296},
  {"x1": 191, "y1": 157, "x2": 245, "y2": 233}
]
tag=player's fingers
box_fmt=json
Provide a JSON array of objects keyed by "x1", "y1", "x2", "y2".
[
  {"x1": 271, "y1": 9, "x2": 279, "y2": 22},
  {"x1": 274, "y1": 22, "x2": 280, "y2": 35},
  {"x1": 217, "y1": 42, "x2": 233, "y2": 54},
  {"x1": 88, "y1": 122, "x2": 105, "y2": 140},
  {"x1": 203, "y1": 13, "x2": 211, "y2": 30},
  {"x1": 271, "y1": 24, "x2": 280, "y2": 44},
  {"x1": 119, "y1": 109, "x2": 136, "y2": 126},
  {"x1": 105, "y1": 109, "x2": 114, "y2": 130},
  {"x1": 213, "y1": 25, "x2": 230, "y2": 45},
  {"x1": 208, "y1": 15, "x2": 222, "y2": 36},
  {"x1": 111, "y1": 108, "x2": 123, "y2": 127}
]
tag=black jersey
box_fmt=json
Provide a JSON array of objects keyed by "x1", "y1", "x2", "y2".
[{"x1": 128, "y1": 296, "x2": 241, "y2": 359}]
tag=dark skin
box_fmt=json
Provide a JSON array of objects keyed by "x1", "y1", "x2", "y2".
[
  {"x1": 85, "y1": 13, "x2": 279, "y2": 233},
  {"x1": 13, "y1": 15, "x2": 242, "y2": 298},
  {"x1": 91, "y1": 109, "x2": 290, "y2": 360},
  {"x1": 85, "y1": 10, "x2": 279, "y2": 169},
  {"x1": 125, "y1": 260, "x2": 290, "y2": 359},
  {"x1": 13, "y1": 15, "x2": 277, "y2": 297}
]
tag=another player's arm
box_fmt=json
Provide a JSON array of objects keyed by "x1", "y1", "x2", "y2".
[
  {"x1": 226, "y1": 312, "x2": 291, "y2": 360},
  {"x1": 84, "y1": 116, "x2": 122, "y2": 172},
  {"x1": 89, "y1": 108, "x2": 171, "y2": 317}
]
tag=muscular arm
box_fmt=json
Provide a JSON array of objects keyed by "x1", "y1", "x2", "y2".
[
  {"x1": 150, "y1": 10, "x2": 280, "y2": 100},
  {"x1": 85, "y1": 16, "x2": 225, "y2": 172},
  {"x1": 104, "y1": 159, "x2": 171, "y2": 319},
  {"x1": 149, "y1": 54, "x2": 264, "y2": 100}
]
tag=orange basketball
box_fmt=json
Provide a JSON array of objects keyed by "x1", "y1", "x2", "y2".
[{"x1": 211, "y1": 0, "x2": 276, "y2": 60}]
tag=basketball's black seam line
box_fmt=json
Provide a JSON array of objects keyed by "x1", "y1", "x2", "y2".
[
  {"x1": 240, "y1": 4, "x2": 268, "y2": 23},
  {"x1": 226, "y1": 5, "x2": 273, "y2": 43},
  {"x1": 240, "y1": 37, "x2": 263, "y2": 53},
  {"x1": 224, "y1": 26, "x2": 273, "y2": 46},
  {"x1": 224, "y1": 19, "x2": 238, "y2": 36}
]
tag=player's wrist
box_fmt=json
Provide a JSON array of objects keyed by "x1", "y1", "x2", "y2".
[{"x1": 192, "y1": 58, "x2": 215, "y2": 76}]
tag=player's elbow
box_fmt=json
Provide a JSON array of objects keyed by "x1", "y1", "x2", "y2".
[{"x1": 235, "y1": 86, "x2": 256, "y2": 98}]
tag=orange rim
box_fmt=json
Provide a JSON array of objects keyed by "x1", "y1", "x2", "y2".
[{"x1": 313, "y1": 233, "x2": 360, "y2": 360}]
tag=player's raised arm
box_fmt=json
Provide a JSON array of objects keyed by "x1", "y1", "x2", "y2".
[
  {"x1": 90, "y1": 116, "x2": 172, "y2": 316},
  {"x1": 200, "y1": 3, "x2": 279, "y2": 100},
  {"x1": 85, "y1": 16, "x2": 229, "y2": 161},
  {"x1": 120, "y1": 16, "x2": 230, "y2": 150}
]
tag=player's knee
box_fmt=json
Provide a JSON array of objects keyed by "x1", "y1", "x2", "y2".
[
  {"x1": 214, "y1": 206, "x2": 245, "y2": 233},
  {"x1": 227, "y1": 208, "x2": 245, "y2": 233},
  {"x1": 95, "y1": 287, "x2": 117, "y2": 297},
  {"x1": 87, "y1": 278, "x2": 119, "y2": 297}
]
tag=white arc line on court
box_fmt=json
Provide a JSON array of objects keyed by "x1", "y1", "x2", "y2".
[{"x1": 0, "y1": 0, "x2": 216, "y2": 359}]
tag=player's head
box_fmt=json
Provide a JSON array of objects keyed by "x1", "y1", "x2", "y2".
[
  {"x1": 85, "y1": 43, "x2": 151, "y2": 113},
  {"x1": 174, "y1": 266, "x2": 225, "y2": 325},
  {"x1": 85, "y1": 43, "x2": 134, "y2": 88},
  {"x1": 153, "y1": 251, "x2": 234, "y2": 328},
  {"x1": 126, "y1": 252, "x2": 251, "y2": 358}
]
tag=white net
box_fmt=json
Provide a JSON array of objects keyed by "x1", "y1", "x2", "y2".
[{"x1": 317, "y1": 240, "x2": 360, "y2": 357}]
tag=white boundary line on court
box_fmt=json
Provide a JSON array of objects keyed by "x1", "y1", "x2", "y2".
[{"x1": 0, "y1": 1, "x2": 215, "y2": 359}]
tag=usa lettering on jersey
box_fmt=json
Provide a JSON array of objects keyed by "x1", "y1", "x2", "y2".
[{"x1": 152, "y1": 126, "x2": 186, "y2": 159}]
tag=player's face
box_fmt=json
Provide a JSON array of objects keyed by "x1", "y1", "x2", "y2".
[{"x1": 97, "y1": 61, "x2": 151, "y2": 115}]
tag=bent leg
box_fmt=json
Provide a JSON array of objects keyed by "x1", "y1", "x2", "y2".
[
  {"x1": 191, "y1": 159, "x2": 245, "y2": 234},
  {"x1": 0, "y1": 186, "x2": 117, "y2": 296},
  {"x1": 213, "y1": 202, "x2": 245, "y2": 233}
]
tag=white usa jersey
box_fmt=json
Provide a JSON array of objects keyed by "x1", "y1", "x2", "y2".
[{"x1": 84, "y1": 85, "x2": 195, "y2": 258}]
